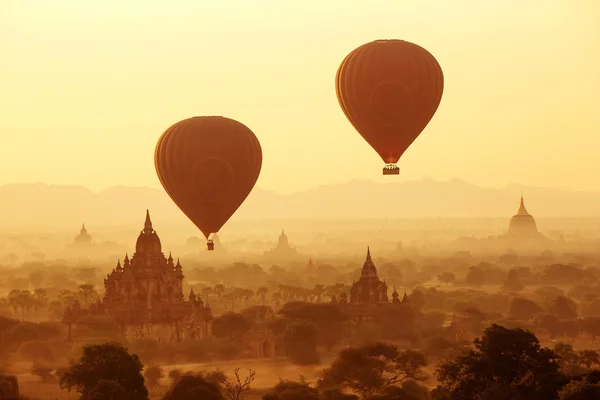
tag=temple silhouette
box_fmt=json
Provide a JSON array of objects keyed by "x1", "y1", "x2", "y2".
[
  {"x1": 332, "y1": 247, "x2": 410, "y2": 317},
  {"x1": 263, "y1": 229, "x2": 301, "y2": 260},
  {"x1": 507, "y1": 193, "x2": 541, "y2": 237},
  {"x1": 63, "y1": 210, "x2": 213, "y2": 342},
  {"x1": 72, "y1": 223, "x2": 92, "y2": 247}
]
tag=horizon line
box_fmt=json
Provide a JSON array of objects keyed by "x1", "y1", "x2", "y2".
[{"x1": 0, "y1": 176, "x2": 595, "y2": 196}]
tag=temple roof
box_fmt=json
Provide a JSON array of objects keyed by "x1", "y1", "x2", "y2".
[
  {"x1": 508, "y1": 193, "x2": 539, "y2": 235},
  {"x1": 360, "y1": 247, "x2": 378, "y2": 278},
  {"x1": 515, "y1": 193, "x2": 530, "y2": 216},
  {"x1": 135, "y1": 210, "x2": 162, "y2": 254}
]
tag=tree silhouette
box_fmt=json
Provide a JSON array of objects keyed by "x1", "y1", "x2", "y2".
[
  {"x1": 558, "y1": 378, "x2": 600, "y2": 400},
  {"x1": 508, "y1": 298, "x2": 543, "y2": 321},
  {"x1": 435, "y1": 324, "x2": 563, "y2": 400},
  {"x1": 550, "y1": 296, "x2": 578, "y2": 320},
  {"x1": 320, "y1": 342, "x2": 427, "y2": 397},
  {"x1": 59, "y1": 341, "x2": 148, "y2": 400},
  {"x1": 144, "y1": 365, "x2": 164, "y2": 389},
  {"x1": 212, "y1": 313, "x2": 251, "y2": 341},
  {"x1": 283, "y1": 321, "x2": 320, "y2": 365},
  {"x1": 262, "y1": 379, "x2": 320, "y2": 400},
  {"x1": 219, "y1": 368, "x2": 256, "y2": 400},
  {"x1": 579, "y1": 350, "x2": 600, "y2": 369},
  {"x1": 87, "y1": 379, "x2": 128, "y2": 400},
  {"x1": 163, "y1": 373, "x2": 224, "y2": 400}
]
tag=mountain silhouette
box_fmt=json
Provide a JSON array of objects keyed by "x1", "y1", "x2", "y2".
[{"x1": 1, "y1": 178, "x2": 599, "y2": 229}]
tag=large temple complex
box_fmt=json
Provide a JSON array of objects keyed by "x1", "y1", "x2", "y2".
[
  {"x1": 449, "y1": 193, "x2": 552, "y2": 253},
  {"x1": 73, "y1": 224, "x2": 92, "y2": 247},
  {"x1": 332, "y1": 247, "x2": 410, "y2": 315},
  {"x1": 63, "y1": 210, "x2": 213, "y2": 342},
  {"x1": 263, "y1": 229, "x2": 301, "y2": 260},
  {"x1": 507, "y1": 194, "x2": 542, "y2": 237}
]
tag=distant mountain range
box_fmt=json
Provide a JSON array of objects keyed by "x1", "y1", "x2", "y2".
[{"x1": 1, "y1": 178, "x2": 599, "y2": 229}]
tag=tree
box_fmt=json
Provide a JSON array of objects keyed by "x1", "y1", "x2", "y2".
[
  {"x1": 579, "y1": 350, "x2": 600, "y2": 368},
  {"x1": 87, "y1": 379, "x2": 128, "y2": 400},
  {"x1": 219, "y1": 368, "x2": 255, "y2": 400},
  {"x1": 28, "y1": 270, "x2": 45, "y2": 288},
  {"x1": 502, "y1": 269, "x2": 524, "y2": 292},
  {"x1": 162, "y1": 373, "x2": 224, "y2": 400},
  {"x1": 0, "y1": 374, "x2": 19, "y2": 399},
  {"x1": 320, "y1": 342, "x2": 427, "y2": 398},
  {"x1": 508, "y1": 298, "x2": 543, "y2": 321},
  {"x1": 437, "y1": 272, "x2": 455, "y2": 285},
  {"x1": 78, "y1": 284, "x2": 99, "y2": 307},
  {"x1": 369, "y1": 380, "x2": 432, "y2": 400},
  {"x1": 283, "y1": 321, "x2": 320, "y2": 365},
  {"x1": 32, "y1": 288, "x2": 48, "y2": 321},
  {"x1": 550, "y1": 296, "x2": 578, "y2": 320},
  {"x1": 256, "y1": 287, "x2": 269, "y2": 306},
  {"x1": 278, "y1": 302, "x2": 348, "y2": 350},
  {"x1": 558, "y1": 378, "x2": 600, "y2": 400},
  {"x1": 168, "y1": 369, "x2": 182, "y2": 385},
  {"x1": 464, "y1": 266, "x2": 485, "y2": 287},
  {"x1": 538, "y1": 314, "x2": 564, "y2": 339},
  {"x1": 435, "y1": 324, "x2": 562, "y2": 400},
  {"x1": 7, "y1": 290, "x2": 34, "y2": 321},
  {"x1": 59, "y1": 341, "x2": 148, "y2": 400},
  {"x1": 144, "y1": 366, "x2": 164, "y2": 389},
  {"x1": 212, "y1": 313, "x2": 251, "y2": 341},
  {"x1": 263, "y1": 379, "x2": 320, "y2": 400},
  {"x1": 201, "y1": 287, "x2": 213, "y2": 305}
]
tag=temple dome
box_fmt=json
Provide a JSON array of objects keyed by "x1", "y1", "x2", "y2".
[
  {"x1": 508, "y1": 194, "x2": 539, "y2": 235},
  {"x1": 73, "y1": 223, "x2": 92, "y2": 246},
  {"x1": 135, "y1": 210, "x2": 162, "y2": 254}
]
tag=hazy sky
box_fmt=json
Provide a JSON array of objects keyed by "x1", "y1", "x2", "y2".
[{"x1": 1, "y1": 0, "x2": 599, "y2": 194}]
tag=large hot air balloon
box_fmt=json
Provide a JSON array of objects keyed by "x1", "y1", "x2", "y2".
[
  {"x1": 155, "y1": 116, "x2": 262, "y2": 250},
  {"x1": 336, "y1": 39, "x2": 444, "y2": 175}
]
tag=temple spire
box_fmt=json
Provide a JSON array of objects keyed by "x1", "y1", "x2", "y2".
[
  {"x1": 81, "y1": 223, "x2": 87, "y2": 234},
  {"x1": 144, "y1": 209, "x2": 153, "y2": 233},
  {"x1": 517, "y1": 192, "x2": 529, "y2": 215},
  {"x1": 366, "y1": 246, "x2": 371, "y2": 261}
]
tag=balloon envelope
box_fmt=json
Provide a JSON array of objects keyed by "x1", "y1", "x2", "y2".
[
  {"x1": 155, "y1": 116, "x2": 262, "y2": 240},
  {"x1": 335, "y1": 39, "x2": 444, "y2": 172}
]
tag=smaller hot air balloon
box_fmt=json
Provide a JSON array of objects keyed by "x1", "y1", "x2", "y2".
[
  {"x1": 336, "y1": 39, "x2": 444, "y2": 175},
  {"x1": 155, "y1": 116, "x2": 262, "y2": 250}
]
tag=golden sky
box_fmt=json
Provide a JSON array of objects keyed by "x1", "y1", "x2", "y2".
[{"x1": 1, "y1": 0, "x2": 599, "y2": 194}]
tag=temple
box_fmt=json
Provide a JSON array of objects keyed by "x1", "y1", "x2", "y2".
[
  {"x1": 332, "y1": 248, "x2": 410, "y2": 314},
  {"x1": 72, "y1": 223, "x2": 92, "y2": 247},
  {"x1": 263, "y1": 229, "x2": 300, "y2": 259},
  {"x1": 63, "y1": 210, "x2": 213, "y2": 342},
  {"x1": 507, "y1": 193, "x2": 540, "y2": 237},
  {"x1": 349, "y1": 247, "x2": 389, "y2": 304}
]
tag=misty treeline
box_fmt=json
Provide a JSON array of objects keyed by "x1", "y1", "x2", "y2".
[
  {"x1": 4, "y1": 249, "x2": 600, "y2": 398},
  {"x1": 3, "y1": 325, "x2": 600, "y2": 399}
]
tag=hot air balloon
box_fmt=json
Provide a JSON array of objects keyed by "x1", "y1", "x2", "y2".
[
  {"x1": 335, "y1": 39, "x2": 444, "y2": 175},
  {"x1": 154, "y1": 116, "x2": 262, "y2": 250}
]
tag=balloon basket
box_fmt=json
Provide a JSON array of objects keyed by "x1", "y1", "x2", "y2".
[
  {"x1": 206, "y1": 240, "x2": 214, "y2": 251},
  {"x1": 382, "y1": 164, "x2": 400, "y2": 175}
]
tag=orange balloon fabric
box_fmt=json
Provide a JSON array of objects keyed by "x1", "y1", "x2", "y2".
[
  {"x1": 336, "y1": 39, "x2": 444, "y2": 165},
  {"x1": 155, "y1": 116, "x2": 262, "y2": 239}
]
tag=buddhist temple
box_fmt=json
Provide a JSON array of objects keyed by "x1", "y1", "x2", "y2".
[
  {"x1": 507, "y1": 193, "x2": 540, "y2": 236},
  {"x1": 349, "y1": 247, "x2": 389, "y2": 305},
  {"x1": 263, "y1": 229, "x2": 300, "y2": 260},
  {"x1": 73, "y1": 223, "x2": 92, "y2": 247},
  {"x1": 447, "y1": 193, "x2": 552, "y2": 254},
  {"x1": 63, "y1": 210, "x2": 213, "y2": 342},
  {"x1": 242, "y1": 307, "x2": 276, "y2": 359}
]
